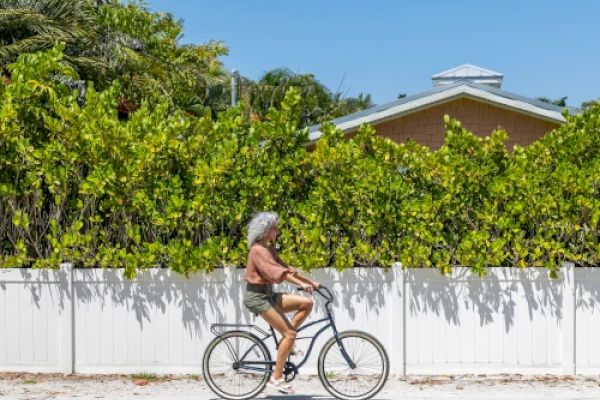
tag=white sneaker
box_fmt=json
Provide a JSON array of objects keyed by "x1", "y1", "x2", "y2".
[{"x1": 267, "y1": 377, "x2": 294, "y2": 394}]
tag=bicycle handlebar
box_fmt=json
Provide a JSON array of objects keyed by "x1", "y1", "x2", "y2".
[{"x1": 297, "y1": 285, "x2": 334, "y2": 302}]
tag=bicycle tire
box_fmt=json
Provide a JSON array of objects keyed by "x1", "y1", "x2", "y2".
[
  {"x1": 318, "y1": 330, "x2": 389, "y2": 400},
  {"x1": 202, "y1": 330, "x2": 271, "y2": 400}
]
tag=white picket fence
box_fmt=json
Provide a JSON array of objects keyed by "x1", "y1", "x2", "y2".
[{"x1": 1, "y1": 263, "x2": 600, "y2": 375}]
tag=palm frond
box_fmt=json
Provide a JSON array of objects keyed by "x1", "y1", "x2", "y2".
[
  {"x1": 0, "y1": 0, "x2": 95, "y2": 23},
  {"x1": 0, "y1": 9, "x2": 90, "y2": 41},
  {"x1": 0, "y1": 33, "x2": 56, "y2": 63},
  {"x1": 62, "y1": 54, "x2": 108, "y2": 71}
]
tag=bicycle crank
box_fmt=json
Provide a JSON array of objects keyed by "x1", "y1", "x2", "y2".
[{"x1": 283, "y1": 361, "x2": 298, "y2": 382}]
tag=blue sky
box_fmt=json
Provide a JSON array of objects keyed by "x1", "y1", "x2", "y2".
[{"x1": 148, "y1": 1, "x2": 600, "y2": 108}]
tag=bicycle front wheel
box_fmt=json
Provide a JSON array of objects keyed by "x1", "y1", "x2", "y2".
[
  {"x1": 202, "y1": 330, "x2": 271, "y2": 400},
  {"x1": 318, "y1": 330, "x2": 389, "y2": 400}
]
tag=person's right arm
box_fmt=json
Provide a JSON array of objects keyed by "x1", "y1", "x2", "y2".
[
  {"x1": 273, "y1": 251, "x2": 320, "y2": 289},
  {"x1": 252, "y1": 246, "x2": 316, "y2": 291},
  {"x1": 289, "y1": 272, "x2": 321, "y2": 290},
  {"x1": 252, "y1": 245, "x2": 301, "y2": 284},
  {"x1": 283, "y1": 272, "x2": 314, "y2": 293}
]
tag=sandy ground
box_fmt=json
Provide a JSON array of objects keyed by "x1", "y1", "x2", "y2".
[{"x1": 1, "y1": 373, "x2": 600, "y2": 400}]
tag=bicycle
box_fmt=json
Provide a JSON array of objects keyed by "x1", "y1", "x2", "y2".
[{"x1": 202, "y1": 285, "x2": 389, "y2": 400}]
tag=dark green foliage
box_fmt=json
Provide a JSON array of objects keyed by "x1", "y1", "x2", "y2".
[
  {"x1": 537, "y1": 96, "x2": 568, "y2": 107},
  {"x1": 582, "y1": 99, "x2": 599, "y2": 110}
]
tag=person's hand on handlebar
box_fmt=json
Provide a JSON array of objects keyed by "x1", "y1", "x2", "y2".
[
  {"x1": 286, "y1": 266, "x2": 321, "y2": 291},
  {"x1": 304, "y1": 280, "x2": 321, "y2": 291},
  {"x1": 300, "y1": 282, "x2": 313, "y2": 293}
]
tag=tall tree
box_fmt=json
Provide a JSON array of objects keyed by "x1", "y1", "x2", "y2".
[
  {"x1": 582, "y1": 99, "x2": 599, "y2": 110},
  {"x1": 0, "y1": 0, "x2": 97, "y2": 68},
  {"x1": 91, "y1": 1, "x2": 228, "y2": 114},
  {"x1": 537, "y1": 96, "x2": 568, "y2": 107},
  {"x1": 0, "y1": 0, "x2": 228, "y2": 115},
  {"x1": 1, "y1": 2, "x2": 370, "y2": 120},
  {"x1": 243, "y1": 67, "x2": 373, "y2": 127}
]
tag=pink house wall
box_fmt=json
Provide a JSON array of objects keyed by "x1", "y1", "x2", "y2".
[{"x1": 348, "y1": 98, "x2": 561, "y2": 150}]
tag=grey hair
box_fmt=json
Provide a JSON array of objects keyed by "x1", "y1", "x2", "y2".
[
  {"x1": 247, "y1": 211, "x2": 279, "y2": 247},
  {"x1": 247, "y1": 212, "x2": 279, "y2": 246}
]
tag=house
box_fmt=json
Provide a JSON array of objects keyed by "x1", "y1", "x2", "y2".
[{"x1": 308, "y1": 64, "x2": 566, "y2": 149}]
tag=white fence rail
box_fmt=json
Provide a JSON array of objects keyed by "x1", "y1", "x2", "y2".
[{"x1": 1, "y1": 263, "x2": 599, "y2": 375}]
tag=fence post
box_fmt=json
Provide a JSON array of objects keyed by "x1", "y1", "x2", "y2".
[
  {"x1": 59, "y1": 262, "x2": 74, "y2": 374},
  {"x1": 224, "y1": 264, "x2": 242, "y2": 323},
  {"x1": 390, "y1": 263, "x2": 406, "y2": 377},
  {"x1": 561, "y1": 262, "x2": 576, "y2": 375},
  {"x1": 402, "y1": 267, "x2": 407, "y2": 377}
]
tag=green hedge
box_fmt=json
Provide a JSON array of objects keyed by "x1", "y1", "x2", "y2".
[{"x1": 1, "y1": 48, "x2": 599, "y2": 277}]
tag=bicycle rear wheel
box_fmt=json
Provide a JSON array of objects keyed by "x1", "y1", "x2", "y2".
[
  {"x1": 202, "y1": 330, "x2": 271, "y2": 400},
  {"x1": 318, "y1": 330, "x2": 389, "y2": 400}
]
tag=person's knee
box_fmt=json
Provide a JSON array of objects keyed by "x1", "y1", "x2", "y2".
[
  {"x1": 303, "y1": 298, "x2": 313, "y2": 312},
  {"x1": 284, "y1": 328, "x2": 297, "y2": 340}
]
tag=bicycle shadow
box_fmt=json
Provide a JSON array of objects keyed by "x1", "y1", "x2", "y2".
[
  {"x1": 262, "y1": 396, "x2": 359, "y2": 400},
  {"x1": 209, "y1": 396, "x2": 391, "y2": 400},
  {"x1": 264, "y1": 397, "x2": 391, "y2": 400}
]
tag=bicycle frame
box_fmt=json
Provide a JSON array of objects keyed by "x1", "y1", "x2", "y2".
[{"x1": 210, "y1": 287, "x2": 356, "y2": 375}]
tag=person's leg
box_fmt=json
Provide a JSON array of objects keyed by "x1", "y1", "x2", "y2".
[
  {"x1": 277, "y1": 293, "x2": 313, "y2": 329},
  {"x1": 260, "y1": 307, "x2": 296, "y2": 380}
]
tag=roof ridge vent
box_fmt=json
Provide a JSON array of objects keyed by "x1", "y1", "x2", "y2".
[{"x1": 432, "y1": 64, "x2": 503, "y2": 88}]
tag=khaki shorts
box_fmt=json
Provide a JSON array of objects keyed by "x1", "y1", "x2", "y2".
[{"x1": 243, "y1": 284, "x2": 282, "y2": 315}]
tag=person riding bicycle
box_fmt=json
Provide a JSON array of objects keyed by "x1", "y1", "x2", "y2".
[{"x1": 243, "y1": 211, "x2": 321, "y2": 395}]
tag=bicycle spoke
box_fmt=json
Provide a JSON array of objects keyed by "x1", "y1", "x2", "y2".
[
  {"x1": 320, "y1": 333, "x2": 388, "y2": 399},
  {"x1": 205, "y1": 332, "x2": 270, "y2": 399}
]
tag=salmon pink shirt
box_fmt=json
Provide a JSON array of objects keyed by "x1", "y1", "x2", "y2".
[{"x1": 244, "y1": 244, "x2": 296, "y2": 285}]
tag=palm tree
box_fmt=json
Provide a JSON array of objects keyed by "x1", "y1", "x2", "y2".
[
  {"x1": 0, "y1": 0, "x2": 100, "y2": 69},
  {"x1": 245, "y1": 68, "x2": 373, "y2": 127},
  {"x1": 0, "y1": 0, "x2": 229, "y2": 116}
]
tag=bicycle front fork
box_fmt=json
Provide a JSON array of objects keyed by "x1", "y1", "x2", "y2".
[{"x1": 336, "y1": 340, "x2": 357, "y2": 369}]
